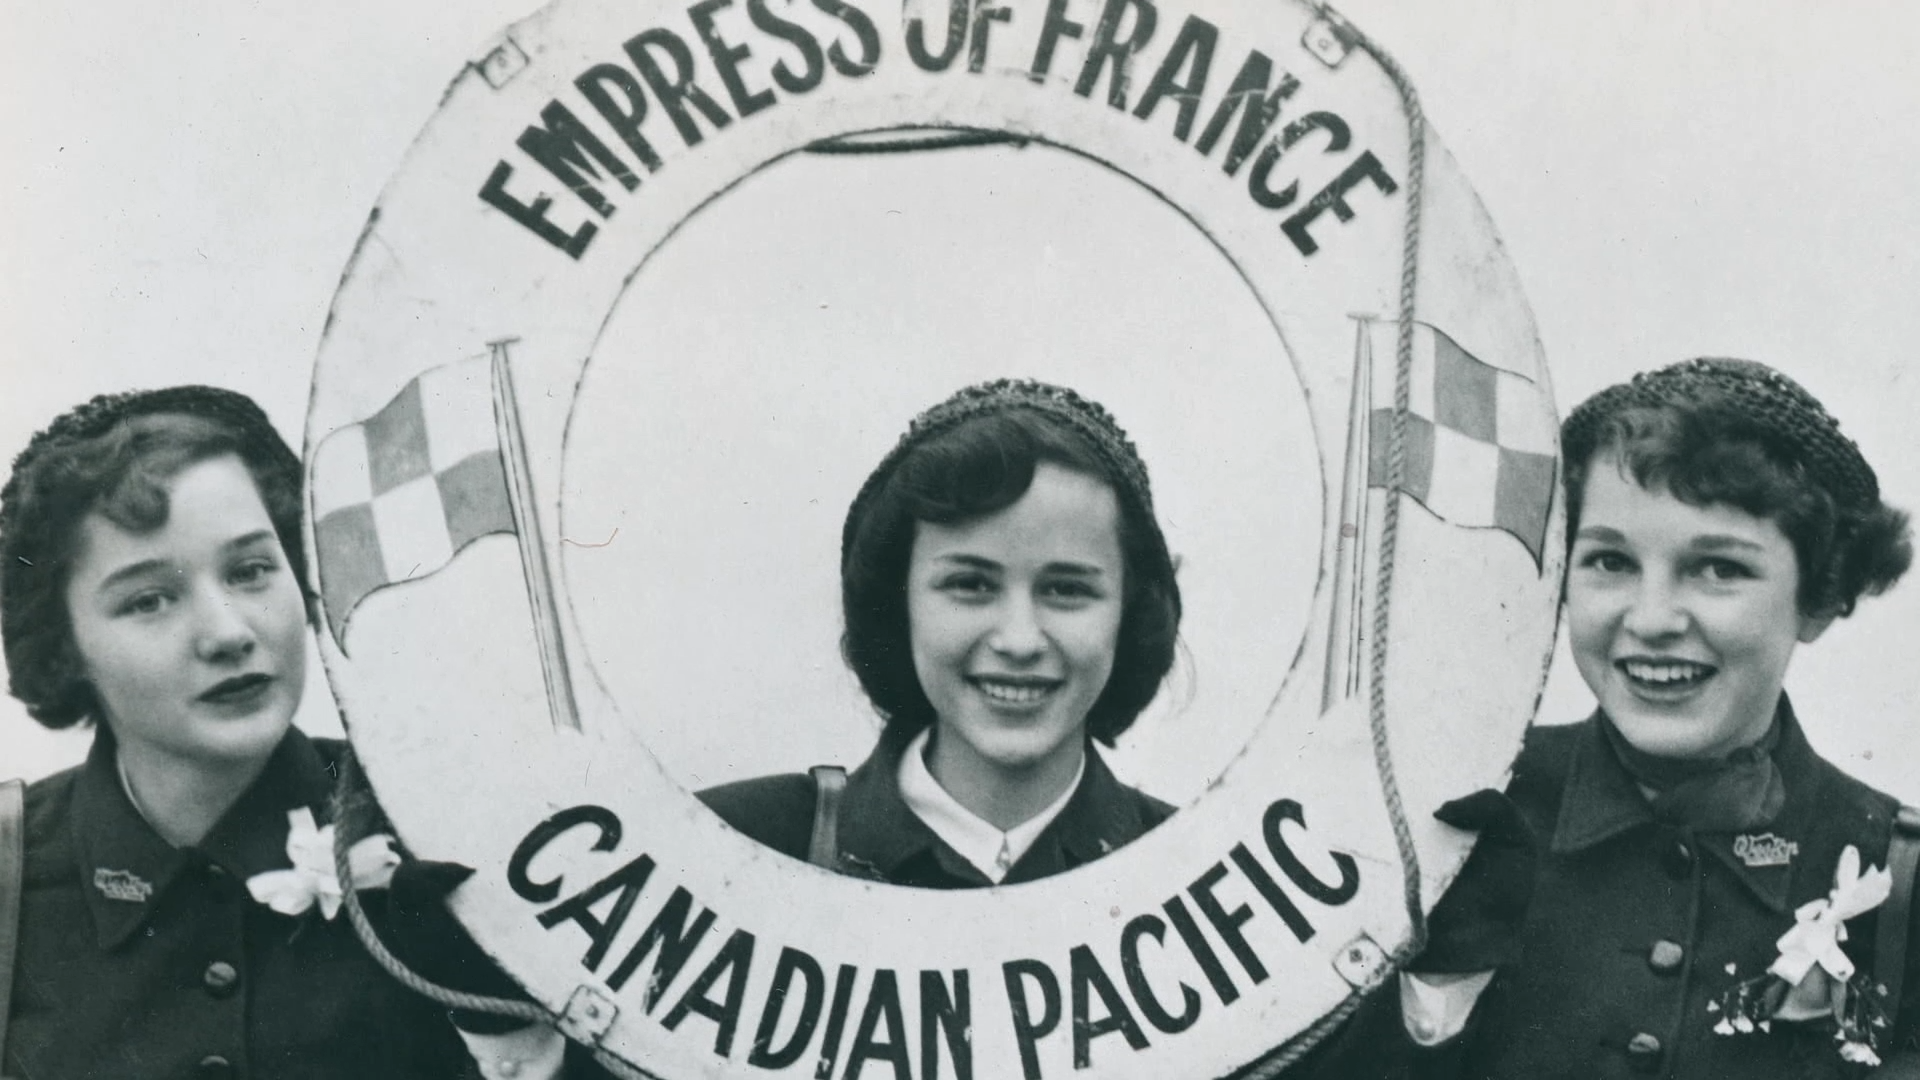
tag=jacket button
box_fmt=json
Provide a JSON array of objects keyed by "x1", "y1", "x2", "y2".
[
  {"x1": 202, "y1": 862, "x2": 240, "y2": 903},
  {"x1": 1626, "y1": 1032, "x2": 1663, "y2": 1071},
  {"x1": 197, "y1": 1055, "x2": 237, "y2": 1079},
  {"x1": 1647, "y1": 940, "x2": 1684, "y2": 974},
  {"x1": 203, "y1": 961, "x2": 241, "y2": 997}
]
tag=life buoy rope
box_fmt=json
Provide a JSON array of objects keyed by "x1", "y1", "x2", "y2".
[
  {"x1": 331, "y1": 753, "x2": 661, "y2": 1080},
  {"x1": 1234, "y1": 5, "x2": 1430, "y2": 1074}
]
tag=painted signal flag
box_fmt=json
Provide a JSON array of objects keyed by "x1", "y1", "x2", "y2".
[
  {"x1": 1323, "y1": 317, "x2": 1557, "y2": 713},
  {"x1": 309, "y1": 343, "x2": 579, "y2": 730},
  {"x1": 1364, "y1": 321, "x2": 1557, "y2": 565}
]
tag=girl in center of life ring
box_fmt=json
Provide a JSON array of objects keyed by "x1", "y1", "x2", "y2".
[
  {"x1": 699, "y1": 378, "x2": 1182, "y2": 888},
  {"x1": 1412, "y1": 358, "x2": 1920, "y2": 1078},
  {"x1": 0, "y1": 387, "x2": 605, "y2": 1080},
  {"x1": 697, "y1": 377, "x2": 1521, "y2": 1077}
]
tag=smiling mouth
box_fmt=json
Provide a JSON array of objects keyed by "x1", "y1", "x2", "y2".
[
  {"x1": 200, "y1": 673, "x2": 273, "y2": 705},
  {"x1": 1617, "y1": 659, "x2": 1715, "y2": 691},
  {"x1": 969, "y1": 676, "x2": 1061, "y2": 706}
]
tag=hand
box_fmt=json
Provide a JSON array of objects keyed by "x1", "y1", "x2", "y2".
[
  {"x1": 384, "y1": 858, "x2": 542, "y2": 1034},
  {"x1": 1411, "y1": 789, "x2": 1536, "y2": 975}
]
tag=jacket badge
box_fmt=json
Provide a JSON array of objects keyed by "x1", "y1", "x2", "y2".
[
  {"x1": 1732, "y1": 832, "x2": 1799, "y2": 868},
  {"x1": 92, "y1": 867, "x2": 154, "y2": 903}
]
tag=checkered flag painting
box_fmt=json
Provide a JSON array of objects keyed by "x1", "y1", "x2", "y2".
[
  {"x1": 311, "y1": 356, "x2": 514, "y2": 647},
  {"x1": 1365, "y1": 322, "x2": 1557, "y2": 565}
]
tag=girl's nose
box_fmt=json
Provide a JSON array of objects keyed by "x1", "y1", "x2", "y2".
[
  {"x1": 987, "y1": 596, "x2": 1047, "y2": 660},
  {"x1": 194, "y1": 594, "x2": 258, "y2": 663},
  {"x1": 1621, "y1": 576, "x2": 1688, "y2": 641}
]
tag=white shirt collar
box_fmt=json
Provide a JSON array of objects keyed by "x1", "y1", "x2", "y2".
[{"x1": 897, "y1": 728, "x2": 1087, "y2": 883}]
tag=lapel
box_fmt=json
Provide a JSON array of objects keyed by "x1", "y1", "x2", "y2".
[
  {"x1": 1700, "y1": 700, "x2": 1824, "y2": 914},
  {"x1": 1548, "y1": 716, "x2": 1658, "y2": 856},
  {"x1": 72, "y1": 731, "x2": 190, "y2": 950},
  {"x1": 1005, "y1": 749, "x2": 1153, "y2": 884},
  {"x1": 834, "y1": 727, "x2": 985, "y2": 885},
  {"x1": 73, "y1": 728, "x2": 338, "y2": 949},
  {"x1": 1548, "y1": 702, "x2": 1820, "y2": 915}
]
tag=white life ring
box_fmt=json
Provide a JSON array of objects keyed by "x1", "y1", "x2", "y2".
[{"x1": 304, "y1": 0, "x2": 1562, "y2": 1076}]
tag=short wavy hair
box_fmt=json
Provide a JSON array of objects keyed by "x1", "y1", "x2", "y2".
[
  {"x1": 1, "y1": 388, "x2": 306, "y2": 729},
  {"x1": 1563, "y1": 359, "x2": 1910, "y2": 619},
  {"x1": 840, "y1": 407, "x2": 1181, "y2": 745}
]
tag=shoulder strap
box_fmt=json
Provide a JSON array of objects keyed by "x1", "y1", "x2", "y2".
[
  {"x1": 807, "y1": 766, "x2": 848, "y2": 870},
  {"x1": 0, "y1": 778, "x2": 26, "y2": 1071},
  {"x1": 1878, "y1": 804, "x2": 1920, "y2": 1035}
]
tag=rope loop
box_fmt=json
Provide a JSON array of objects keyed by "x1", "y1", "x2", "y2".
[
  {"x1": 329, "y1": 751, "x2": 552, "y2": 1024},
  {"x1": 330, "y1": 752, "x2": 666, "y2": 1079}
]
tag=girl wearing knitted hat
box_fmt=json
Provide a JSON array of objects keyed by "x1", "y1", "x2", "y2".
[
  {"x1": 700, "y1": 379, "x2": 1182, "y2": 888},
  {"x1": 1417, "y1": 358, "x2": 1920, "y2": 1077},
  {"x1": 0, "y1": 389, "x2": 592, "y2": 1079}
]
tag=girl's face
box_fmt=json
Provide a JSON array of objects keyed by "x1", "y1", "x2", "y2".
[
  {"x1": 906, "y1": 462, "x2": 1125, "y2": 800},
  {"x1": 1567, "y1": 455, "x2": 1828, "y2": 760},
  {"x1": 63, "y1": 454, "x2": 307, "y2": 771}
]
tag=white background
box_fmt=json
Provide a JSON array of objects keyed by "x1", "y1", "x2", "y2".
[{"x1": 4, "y1": 0, "x2": 1916, "y2": 804}]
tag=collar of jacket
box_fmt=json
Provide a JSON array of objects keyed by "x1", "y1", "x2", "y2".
[
  {"x1": 72, "y1": 726, "x2": 338, "y2": 949},
  {"x1": 1548, "y1": 695, "x2": 1827, "y2": 914},
  {"x1": 834, "y1": 725, "x2": 1156, "y2": 886}
]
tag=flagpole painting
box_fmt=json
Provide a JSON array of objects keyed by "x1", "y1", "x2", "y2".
[
  {"x1": 1323, "y1": 316, "x2": 1557, "y2": 715},
  {"x1": 302, "y1": 0, "x2": 1565, "y2": 1074},
  {"x1": 491, "y1": 339, "x2": 584, "y2": 734},
  {"x1": 309, "y1": 344, "x2": 580, "y2": 731},
  {"x1": 1321, "y1": 314, "x2": 1375, "y2": 715}
]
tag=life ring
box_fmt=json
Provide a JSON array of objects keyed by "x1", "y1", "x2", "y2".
[{"x1": 304, "y1": 0, "x2": 1562, "y2": 1075}]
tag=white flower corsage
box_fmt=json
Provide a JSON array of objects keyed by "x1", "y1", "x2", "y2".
[
  {"x1": 246, "y1": 807, "x2": 401, "y2": 920},
  {"x1": 1708, "y1": 844, "x2": 1894, "y2": 1066}
]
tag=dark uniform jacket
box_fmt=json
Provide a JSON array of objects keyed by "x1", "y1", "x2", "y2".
[
  {"x1": 6, "y1": 728, "x2": 475, "y2": 1080},
  {"x1": 1444, "y1": 701, "x2": 1920, "y2": 1079},
  {"x1": 699, "y1": 727, "x2": 1172, "y2": 888}
]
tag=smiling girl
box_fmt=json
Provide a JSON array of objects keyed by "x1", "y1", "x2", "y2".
[
  {"x1": 0, "y1": 388, "x2": 578, "y2": 1079},
  {"x1": 1428, "y1": 358, "x2": 1920, "y2": 1077},
  {"x1": 701, "y1": 379, "x2": 1181, "y2": 887},
  {"x1": 693, "y1": 379, "x2": 1542, "y2": 1074}
]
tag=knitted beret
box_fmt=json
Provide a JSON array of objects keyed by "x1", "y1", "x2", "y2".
[
  {"x1": 841, "y1": 378, "x2": 1159, "y2": 564},
  {"x1": 1562, "y1": 357, "x2": 1879, "y2": 512},
  {"x1": 0, "y1": 384, "x2": 300, "y2": 544}
]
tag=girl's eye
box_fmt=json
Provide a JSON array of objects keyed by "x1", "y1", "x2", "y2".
[
  {"x1": 937, "y1": 572, "x2": 996, "y2": 597},
  {"x1": 1695, "y1": 558, "x2": 1754, "y2": 582},
  {"x1": 1040, "y1": 578, "x2": 1100, "y2": 603},
  {"x1": 229, "y1": 557, "x2": 280, "y2": 587},
  {"x1": 1577, "y1": 549, "x2": 1634, "y2": 574},
  {"x1": 116, "y1": 590, "x2": 173, "y2": 617}
]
